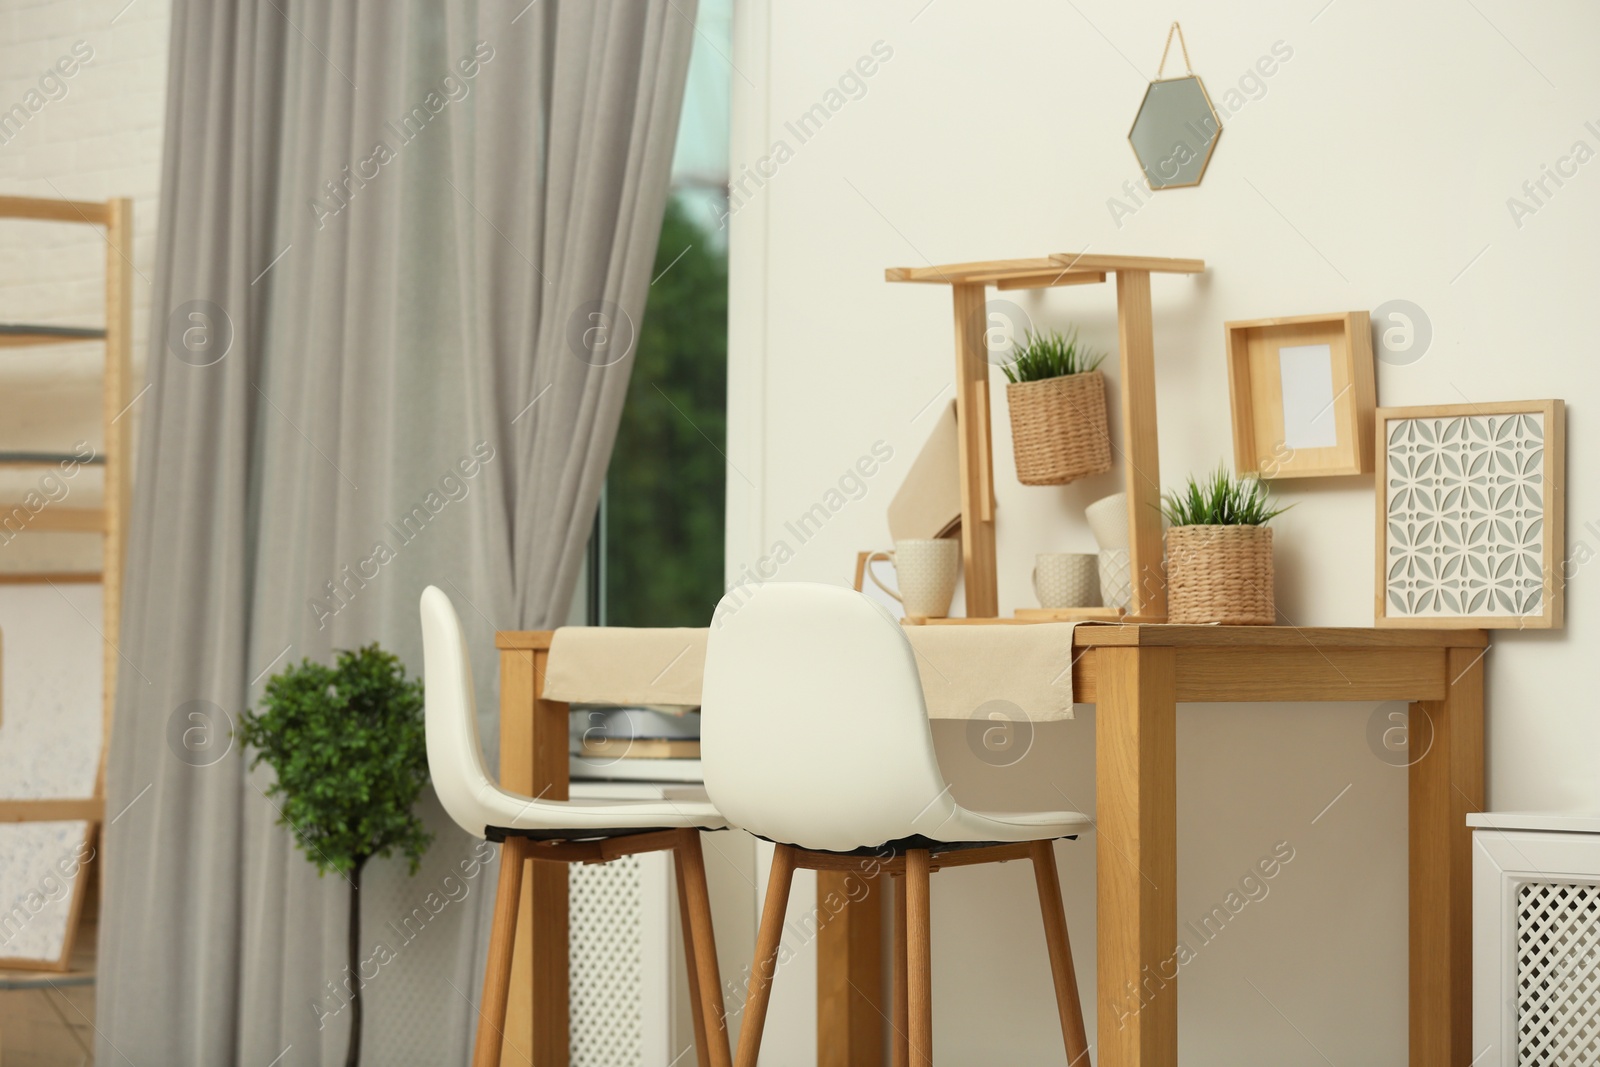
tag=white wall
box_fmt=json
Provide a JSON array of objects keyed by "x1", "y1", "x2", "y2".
[
  {"x1": 727, "y1": 1, "x2": 1599, "y2": 1062},
  {"x1": 0, "y1": 0, "x2": 169, "y2": 572}
]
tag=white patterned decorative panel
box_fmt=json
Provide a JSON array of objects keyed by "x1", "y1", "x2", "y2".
[
  {"x1": 1516, "y1": 881, "x2": 1600, "y2": 1066},
  {"x1": 1382, "y1": 412, "x2": 1546, "y2": 618},
  {"x1": 570, "y1": 855, "x2": 646, "y2": 1067}
]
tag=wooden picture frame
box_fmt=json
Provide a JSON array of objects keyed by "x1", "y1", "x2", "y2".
[
  {"x1": 1225, "y1": 311, "x2": 1375, "y2": 479},
  {"x1": 1375, "y1": 400, "x2": 1565, "y2": 630}
]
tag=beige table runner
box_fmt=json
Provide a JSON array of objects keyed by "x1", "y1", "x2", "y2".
[
  {"x1": 545, "y1": 622, "x2": 1080, "y2": 721},
  {"x1": 546, "y1": 627, "x2": 709, "y2": 708}
]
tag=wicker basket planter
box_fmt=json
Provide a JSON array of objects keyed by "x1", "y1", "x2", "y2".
[
  {"x1": 1005, "y1": 371, "x2": 1112, "y2": 486},
  {"x1": 1166, "y1": 524, "x2": 1275, "y2": 625}
]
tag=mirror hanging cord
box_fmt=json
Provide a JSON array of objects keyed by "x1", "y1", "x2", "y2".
[{"x1": 1156, "y1": 21, "x2": 1193, "y2": 78}]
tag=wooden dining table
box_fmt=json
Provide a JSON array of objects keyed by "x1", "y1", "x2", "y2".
[{"x1": 493, "y1": 621, "x2": 1487, "y2": 1067}]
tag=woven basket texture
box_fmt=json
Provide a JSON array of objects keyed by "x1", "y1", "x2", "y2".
[
  {"x1": 1005, "y1": 371, "x2": 1112, "y2": 486},
  {"x1": 1166, "y1": 524, "x2": 1275, "y2": 625}
]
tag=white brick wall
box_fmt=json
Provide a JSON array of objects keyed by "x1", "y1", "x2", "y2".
[{"x1": 0, "y1": 0, "x2": 170, "y2": 570}]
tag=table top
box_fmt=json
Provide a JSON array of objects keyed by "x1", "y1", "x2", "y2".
[
  {"x1": 1063, "y1": 624, "x2": 1487, "y2": 648},
  {"x1": 496, "y1": 623, "x2": 1487, "y2": 651}
]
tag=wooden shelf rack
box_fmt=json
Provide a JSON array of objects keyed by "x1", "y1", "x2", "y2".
[
  {"x1": 0, "y1": 325, "x2": 108, "y2": 346},
  {"x1": 0, "y1": 193, "x2": 133, "y2": 971},
  {"x1": 885, "y1": 253, "x2": 1204, "y2": 621}
]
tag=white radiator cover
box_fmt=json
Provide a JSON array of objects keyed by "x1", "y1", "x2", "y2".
[
  {"x1": 569, "y1": 852, "x2": 671, "y2": 1066},
  {"x1": 567, "y1": 781, "x2": 705, "y2": 1065},
  {"x1": 1473, "y1": 814, "x2": 1600, "y2": 1066}
]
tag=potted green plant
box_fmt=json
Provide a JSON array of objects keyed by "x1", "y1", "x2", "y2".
[
  {"x1": 240, "y1": 644, "x2": 431, "y2": 1067},
  {"x1": 1001, "y1": 327, "x2": 1112, "y2": 485},
  {"x1": 1160, "y1": 466, "x2": 1290, "y2": 625}
]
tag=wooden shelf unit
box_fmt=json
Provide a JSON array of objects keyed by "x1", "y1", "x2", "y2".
[
  {"x1": 0, "y1": 194, "x2": 133, "y2": 971},
  {"x1": 0, "y1": 452, "x2": 107, "y2": 466},
  {"x1": 0, "y1": 325, "x2": 108, "y2": 346},
  {"x1": 885, "y1": 253, "x2": 1205, "y2": 621}
]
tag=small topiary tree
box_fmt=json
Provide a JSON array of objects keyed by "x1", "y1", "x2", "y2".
[{"x1": 240, "y1": 643, "x2": 431, "y2": 1067}]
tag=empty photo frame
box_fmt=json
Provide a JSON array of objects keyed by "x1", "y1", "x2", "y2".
[
  {"x1": 1376, "y1": 400, "x2": 1565, "y2": 629},
  {"x1": 1225, "y1": 312, "x2": 1376, "y2": 479}
]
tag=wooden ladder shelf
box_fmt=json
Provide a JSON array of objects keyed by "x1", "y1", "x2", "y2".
[
  {"x1": 0, "y1": 193, "x2": 133, "y2": 971},
  {"x1": 885, "y1": 253, "x2": 1205, "y2": 620}
]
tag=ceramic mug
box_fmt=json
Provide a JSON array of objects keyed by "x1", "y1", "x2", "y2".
[
  {"x1": 1098, "y1": 548, "x2": 1133, "y2": 611},
  {"x1": 1033, "y1": 553, "x2": 1100, "y2": 609},
  {"x1": 1085, "y1": 491, "x2": 1130, "y2": 551},
  {"x1": 866, "y1": 538, "x2": 961, "y2": 619}
]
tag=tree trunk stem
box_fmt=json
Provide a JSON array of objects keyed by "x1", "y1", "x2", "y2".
[{"x1": 346, "y1": 858, "x2": 365, "y2": 1067}]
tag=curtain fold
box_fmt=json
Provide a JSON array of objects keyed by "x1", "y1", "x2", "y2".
[
  {"x1": 501, "y1": 1, "x2": 694, "y2": 627},
  {"x1": 96, "y1": 2, "x2": 696, "y2": 1063}
]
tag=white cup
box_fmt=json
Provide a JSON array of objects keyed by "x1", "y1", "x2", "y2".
[
  {"x1": 1085, "y1": 492, "x2": 1130, "y2": 550},
  {"x1": 1033, "y1": 553, "x2": 1100, "y2": 609},
  {"x1": 866, "y1": 538, "x2": 961, "y2": 619}
]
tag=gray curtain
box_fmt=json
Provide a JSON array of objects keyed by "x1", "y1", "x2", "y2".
[{"x1": 95, "y1": 2, "x2": 696, "y2": 1064}]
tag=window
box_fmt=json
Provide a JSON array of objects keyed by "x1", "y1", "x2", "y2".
[{"x1": 592, "y1": 0, "x2": 731, "y2": 628}]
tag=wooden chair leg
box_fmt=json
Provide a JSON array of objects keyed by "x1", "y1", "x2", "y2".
[
  {"x1": 675, "y1": 838, "x2": 713, "y2": 1067},
  {"x1": 675, "y1": 830, "x2": 733, "y2": 1067},
  {"x1": 1028, "y1": 840, "x2": 1090, "y2": 1066},
  {"x1": 906, "y1": 849, "x2": 933, "y2": 1067},
  {"x1": 892, "y1": 872, "x2": 910, "y2": 1067},
  {"x1": 473, "y1": 836, "x2": 530, "y2": 1067},
  {"x1": 734, "y1": 844, "x2": 798, "y2": 1067}
]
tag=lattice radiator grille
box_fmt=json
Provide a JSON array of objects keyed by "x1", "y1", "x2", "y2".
[
  {"x1": 570, "y1": 854, "x2": 646, "y2": 1067},
  {"x1": 1516, "y1": 881, "x2": 1600, "y2": 1065}
]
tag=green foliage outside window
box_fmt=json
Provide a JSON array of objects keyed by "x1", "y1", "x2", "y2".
[{"x1": 605, "y1": 196, "x2": 728, "y2": 626}]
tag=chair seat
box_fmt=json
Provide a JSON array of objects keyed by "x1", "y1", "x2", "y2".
[
  {"x1": 473, "y1": 785, "x2": 727, "y2": 836},
  {"x1": 760, "y1": 804, "x2": 1092, "y2": 853},
  {"x1": 947, "y1": 805, "x2": 1091, "y2": 843}
]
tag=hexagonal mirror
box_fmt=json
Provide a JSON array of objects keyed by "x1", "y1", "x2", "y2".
[{"x1": 1129, "y1": 75, "x2": 1222, "y2": 190}]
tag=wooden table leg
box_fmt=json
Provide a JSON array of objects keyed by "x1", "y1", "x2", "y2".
[
  {"x1": 1410, "y1": 646, "x2": 1484, "y2": 1065},
  {"x1": 817, "y1": 868, "x2": 885, "y2": 1067},
  {"x1": 1096, "y1": 645, "x2": 1177, "y2": 1067},
  {"x1": 498, "y1": 646, "x2": 570, "y2": 1067}
]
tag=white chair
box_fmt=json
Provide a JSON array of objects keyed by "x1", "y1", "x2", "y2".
[
  {"x1": 420, "y1": 585, "x2": 732, "y2": 1067},
  {"x1": 701, "y1": 582, "x2": 1092, "y2": 1067}
]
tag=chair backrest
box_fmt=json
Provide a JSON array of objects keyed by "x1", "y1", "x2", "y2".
[
  {"x1": 700, "y1": 582, "x2": 953, "y2": 852},
  {"x1": 419, "y1": 585, "x2": 497, "y2": 838}
]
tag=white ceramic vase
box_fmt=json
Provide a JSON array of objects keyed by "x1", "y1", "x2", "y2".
[
  {"x1": 1098, "y1": 548, "x2": 1133, "y2": 611},
  {"x1": 1086, "y1": 492, "x2": 1130, "y2": 550}
]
